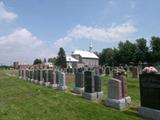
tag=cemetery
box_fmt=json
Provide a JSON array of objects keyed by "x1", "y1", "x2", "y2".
[{"x1": 0, "y1": 62, "x2": 160, "y2": 120}]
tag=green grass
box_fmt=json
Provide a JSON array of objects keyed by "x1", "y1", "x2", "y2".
[{"x1": 0, "y1": 69, "x2": 142, "y2": 120}]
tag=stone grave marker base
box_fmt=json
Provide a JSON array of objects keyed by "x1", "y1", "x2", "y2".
[
  {"x1": 73, "y1": 87, "x2": 84, "y2": 94},
  {"x1": 105, "y1": 96, "x2": 131, "y2": 111},
  {"x1": 82, "y1": 92, "x2": 97, "y2": 100},
  {"x1": 139, "y1": 107, "x2": 160, "y2": 120},
  {"x1": 45, "y1": 82, "x2": 51, "y2": 87},
  {"x1": 34, "y1": 80, "x2": 39, "y2": 84},
  {"x1": 23, "y1": 77, "x2": 27, "y2": 80},
  {"x1": 39, "y1": 81, "x2": 44, "y2": 85},
  {"x1": 58, "y1": 86, "x2": 67, "y2": 90},
  {"x1": 97, "y1": 91, "x2": 103, "y2": 99},
  {"x1": 30, "y1": 79, "x2": 34, "y2": 83},
  {"x1": 51, "y1": 84, "x2": 58, "y2": 88}
]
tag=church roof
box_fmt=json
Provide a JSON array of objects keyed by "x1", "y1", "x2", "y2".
[
  {"x1": 66, "y1": 56, "x2": 79, "y2": 62},
  {"x1": 72, "y1": 50, "x2": 99, "y2": 59}
]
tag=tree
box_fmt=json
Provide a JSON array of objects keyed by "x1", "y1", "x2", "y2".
[
  {"x1": 150, "y1": 36, "x2": 160, "y2": 63},
  {"x1": 118, "y1": 40, "x2": 137, "y2": 64},
  {"x1": 135, "y1": 38, "x2": 149, "y2": 63},
  {"x1": 100, "y1": 48, "x2": 115, "y2": 66},
  {"x1": 33, "y1": 59, "x2": 42, "y2": 65},
  {"x1": 43, "y1": 58, "x2": 47, "y2": 63},
  {"x1": 56, "y1": 48, "x2": 67, "y2": 68},
  {"x1": 48, "y1": 57, "x2": 57, "y2": 64}
]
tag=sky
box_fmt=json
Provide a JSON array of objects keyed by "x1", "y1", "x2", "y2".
[{"x1": 0, "y1": 0, "x2": 160, "y2": 65}]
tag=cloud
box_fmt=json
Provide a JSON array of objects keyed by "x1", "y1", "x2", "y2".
[
  {"x1": 54, "y1": 21, "x2": 137, "y2": 48},
  {"x1": 0, "y1": 28, "x2": 54, "y2": 65},
  {"x1": 0, "y1": 1, "x2": 18, "y2": 22}
]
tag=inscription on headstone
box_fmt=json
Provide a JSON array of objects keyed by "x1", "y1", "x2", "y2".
[
  {"x1": 108, "y1": 78, "x2": 122, "y2": 99},
  {"x1": 139, "y1": 74, "x2": 160, "y2": 110},
  {"x1": 94, "y1": 75, "x2": 101, "y2": 92},
  {"x1": 75, "y1": 72, "x2": 84, "y2": 88},
  {"x1": 84, "y1": 71, "x2": 95, "y2": 93}
]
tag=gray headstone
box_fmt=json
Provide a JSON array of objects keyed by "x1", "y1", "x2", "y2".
[{"x1": 108, "y1": 78, "x2": 122, "y2": 99}]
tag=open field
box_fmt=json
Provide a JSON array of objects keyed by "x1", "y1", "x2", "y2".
[{"x1": 0, "y1": 69, "x2": 142, "y2": 120}]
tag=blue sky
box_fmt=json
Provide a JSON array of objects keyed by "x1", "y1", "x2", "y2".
[{"x1": 0, "y1": 0, "x2": 160, "y2": 64}]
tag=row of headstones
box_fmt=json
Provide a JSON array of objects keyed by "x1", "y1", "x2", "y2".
[
  {"x1": 19, "y1": 68, "x2": 131, "y2": 111},
  {"x1": 74, "y1": 71, "x2": 103, "y2": 100},
  {"x1": 65, "y1": 67, "x2": 111, "y2": 76},
  {"x1": 73, "y1": 71, "x2": 131, "y2": 111},
  {"x1": 19, "y1": 69, "x2": 67, "y2": 90}
]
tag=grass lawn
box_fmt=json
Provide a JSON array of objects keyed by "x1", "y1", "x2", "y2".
[{"x1": 0, "y1": 69, "x2": 142, "y2": 120}]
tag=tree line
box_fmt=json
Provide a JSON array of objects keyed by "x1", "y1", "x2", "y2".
[
  {"x1": 33, "y1": 47, "x2": 67, "y2": 68},
  {"x1": 33, "y1": 36, "x2": 160, "y2": 68},
  {"x1": 99, "y1": 36, "x2": 160, "y2": 66}
]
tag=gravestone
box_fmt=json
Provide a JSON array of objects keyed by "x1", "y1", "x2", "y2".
[
  {"x1": 29, "y1": 70, "x2": 33, "y2": 81},
  {"x1": 25, "y1": 69, "x2": 28, "y2": 80},
  {"x1": 132, "y1": 66, "x2": 138, "y2": 78},
  {"x1": 37, "y1": 70, "x2": 40, "y2": 81},
  {"x1": 30, "y1": 70, "x2": 35, "y2": 83},
  {"x1": 43, "y1": 70, "x2": 47, "y2": 83},
  {"x1": 44, "y1": 70, "x2": 50, "y2": 87},
  {"x1": 39, "y1": 69, "x2": 44, "y2": 85},
  {"x1": 57, "y1": 72, "x2": 67, "y2": 90},
  {"x1": 34, "y1": 70, "x2": 39, "y2": 84},
  {"x1": 56, "y1": 71, "x2": 59, "y2": 85},
  {"x1": 22, "y1": 69, "x2": 27, "y2": 80},
  {"x1": 73, "y1": 72, "x2": 84, "y2": 94},
  {"x1": 82, "y1": 71, "x2": 97, "y2": 100},
  {"x1": 19, "y1": 69, "x2": 22, "y2": 79},
  {"x1": 105, "y1": 77, "x2": 131, "y2": 111},
  {"x1": 48, "y1": 70, "x2": 53, "y2": 83},
  {"x1": 99, "y1": 68, "x2": 103, "y2": 75},
  {"x1": 51, "y1": 71, "x2": 57, "y2": 88},
  {"x1": 94, "y1": 75, "x2": 103, "y2": 98},
  {"x1": 115, "y1": 75, "x2": 128, "y2": 97},
  {"x1": 108, "y1": 78, "x2": 122, "y2": 99},
  {"x1": 47, "y1": 69, "x2": 57, "y2": 87},
  {"x1": 139, "y1": 74, "x2": 160, "y2": 120},
  {"x1": 105, "y1": 67, "x2": 110, "y2": 76}
]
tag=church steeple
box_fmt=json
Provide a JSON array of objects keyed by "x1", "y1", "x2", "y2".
[{"x1": 89, "y1": 40, "x2": 93, "y2": 52}]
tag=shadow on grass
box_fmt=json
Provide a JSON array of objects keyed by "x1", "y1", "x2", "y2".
[{"x1": 123, "y1": 107, "x2": 141, "y2": 118}]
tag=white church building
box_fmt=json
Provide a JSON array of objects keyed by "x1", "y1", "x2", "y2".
[{"x1": 66, "y1": 41, "x2": 99, "y2": 68}]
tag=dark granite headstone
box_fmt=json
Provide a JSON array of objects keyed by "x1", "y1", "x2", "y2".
[
  {"x1": 56, "y1": 71, "x2": 59, "y2": 84},
  {"x1": 99, "y1": 68, "x2": 103, "y2": 75},
  {"x1": 43, "y1": 70, "x2": 47, "y2": 82},
  {"x1": 22, "y1": 70, "x2": 24, "y2": 78},
  {"x1": 139, "y1": 74, "x2": 160, "y2": 110},
  {"x1": 37, "y1": 70, "x2": 40, "y2": 81},
  {"x1": 26, "y1": 70, "x2": 29, "y2": 78},
  {"x1": 105, "y1": 67, "x2": 110, "y2": 75},
  {"x1": 84, "y1": 71, "x2": 95, "y2": 93},
  {"x1": 34, "y1": 70, "x2": 36, "y2": 80},
  {"x1": 48, "y1": 70, "x2": 53, "y2": 83},
  {"x1": 94, "y1": 75, "x2": 101, "y2": 92},
  {"x1": 30, "y1": 70, "x2": 33, "y2": 79},
  {"x1": 75, "y1": 72, "x2": 84, "y2": 88}
]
